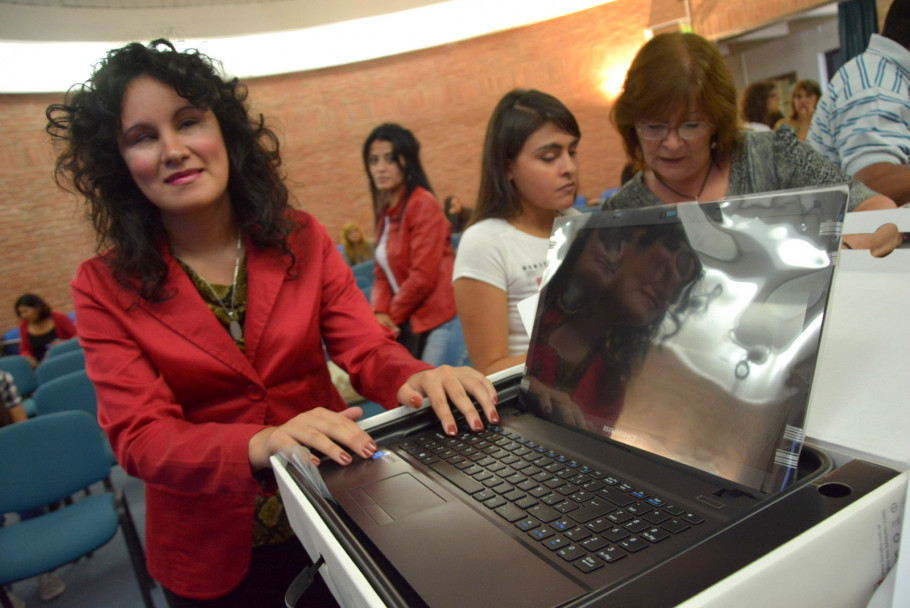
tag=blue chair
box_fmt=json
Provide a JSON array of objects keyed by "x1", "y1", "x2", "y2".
[
  {"x1": 45, "y1": 337, "x2": 81, "y2": 359},
  {"x1": 35, "y1": 349, "x2": 85, "y2": 385},
  {"x1": 32, "y1": 370, "x2": 116, "y2": 466},
  {"x1": 0, "y1": 411, "x2": 154, "y2": 608},
  {"x1": 0, "y1": 355, "x2": 37, "y2": 417},
  {"x1": 351, "y1": 260, "x2": 375, "y2": 301},
  {"x1": 443, "y1": 316, "x2": 471, "y2": 368},
  {"x1": 1, "y1": 329, "x2": 19, "y2": 355}
]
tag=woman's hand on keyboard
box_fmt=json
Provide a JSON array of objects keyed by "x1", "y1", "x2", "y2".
[
  {"x1": 248, "y1": 407, "x2": 378, "y2": 471},
  {"x1": 398, "y1": 365, "x2": 499, "y2": 436}
]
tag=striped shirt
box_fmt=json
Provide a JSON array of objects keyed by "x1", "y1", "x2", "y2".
[{"x1": 808, "y1": 34, "x2": 910, "y2": 175}]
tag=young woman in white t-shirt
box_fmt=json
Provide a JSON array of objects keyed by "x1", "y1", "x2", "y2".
[{"x1": 453, "y1": 89, "x2": 581, "y2": 374}]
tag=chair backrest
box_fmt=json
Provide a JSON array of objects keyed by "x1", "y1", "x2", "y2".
[
  {"x1": 0, "y1": 354, "x2": 37, "y2": 396},
  {"x1": 443, "y1": 315, "x2": 471, "y2": 368},
  {"x1": 1, "y1": 328, "x2": 20, "y2": 355},
  {"x1": 35, "y1": 349, "x2": 85, "y2": 385},
  {"x1": 0, "y1": 411, "x2": 109, "y2": 514},
  {"x1": 351, "y1": 260, "x2": 375, "y2": 300},
  {"x1": 45, "y1": 337, "x2": 82, "y2": 359},
  {"x1": 33, "y1": 369, "x2": 97, "y2": 417}
]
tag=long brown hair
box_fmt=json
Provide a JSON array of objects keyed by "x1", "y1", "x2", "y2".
[{"x1": 472, "y1": 89, "x2": 580, "y2": 227}]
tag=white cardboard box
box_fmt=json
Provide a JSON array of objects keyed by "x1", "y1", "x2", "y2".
[{"x1": 275, "y1": 211, "x2": 910, "y2": 607}]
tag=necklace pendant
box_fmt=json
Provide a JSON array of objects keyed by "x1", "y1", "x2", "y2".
[{"x1": 229, "y1": 319, "x2": 244, "y2": 341}]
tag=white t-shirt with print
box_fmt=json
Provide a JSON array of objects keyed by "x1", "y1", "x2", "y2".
[{"x1": 453, "y1": 218, "x2": 554, "y2": 356}]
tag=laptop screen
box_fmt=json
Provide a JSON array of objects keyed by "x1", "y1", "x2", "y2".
[{"x1": 520, "y1": 186, "x2": 848, "y2": 494}]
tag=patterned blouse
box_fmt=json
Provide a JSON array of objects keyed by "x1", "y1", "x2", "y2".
[
  {"x1": 605, "y1": 125, "x2": 877, "y2": 212},
  {"x1": 180, "y1": 257, "x2": 295, "y2": 547}
]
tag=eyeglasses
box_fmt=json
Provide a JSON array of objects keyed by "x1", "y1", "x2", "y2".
[{"x1": 635, "y1": 122, "x2": 712, "y2": 141}]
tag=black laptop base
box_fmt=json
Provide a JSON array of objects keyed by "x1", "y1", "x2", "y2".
[{"x1": 286, "y1": 376, "x2": 896, "y2": 607}]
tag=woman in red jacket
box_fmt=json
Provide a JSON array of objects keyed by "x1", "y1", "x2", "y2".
[
  {"x1": 46, "y1": 40, "x2": 497, "y2": 607},
  {"x1": 363, "y1": 123, "x2": 458, "y2": 366},
  {"x1": 14, "y1": 293, "x2": 77, "y2": 367}
]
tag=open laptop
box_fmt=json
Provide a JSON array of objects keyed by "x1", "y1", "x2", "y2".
[{"x1": 289, "y1": 185, "x2": 849, "y2": 607}]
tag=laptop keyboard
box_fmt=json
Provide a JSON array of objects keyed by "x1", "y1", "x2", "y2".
[{"x1": 395, "y1": 425, "x2": 705, "y2": 576}]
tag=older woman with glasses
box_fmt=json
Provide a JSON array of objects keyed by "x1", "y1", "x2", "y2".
[{"x1": 606, "y1": 32, "x2": 900, "y2": 255}]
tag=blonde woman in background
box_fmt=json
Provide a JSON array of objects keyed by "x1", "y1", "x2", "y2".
[{"x1": 340, "y1": 221, "x2": 374, "y2": 266}]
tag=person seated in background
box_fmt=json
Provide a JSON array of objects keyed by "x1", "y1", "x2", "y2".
[
  {"x1": 47, "y1": 40, "x2": 497, "y2": 607},
  {"x1": 606, "y1": 31, "x2": 900, "y2": 256},
  {"x1": 775, "y1": 79, "x2": 821, "y2": 141},
  {"x1": 14, "y1": 293, "x2": 77, "y2": 367},
  {"x1": 0, "y1": 371, "x2": 27, "y2": 426},
  {"x1": 740, "y1": 80, "x2": 780, "y2": 131},
  {"x1": 362, "y1": 123, "x2": 459, "y2": 366},
  {"x1": 808, "y1": 0, "x2": 910, "y2": 205},
  {"x1": 443, "y1": 195, "x2": 473, "y2": 233},
  {"x1": 340, "y1": 221, "x2": 374, "y2": 266},
  {"x1": 1, "y1": 370, "x2": 67, "y2": 607},
  {"x1": 453, "y1": 89, "x2": 581, "y2": 375}
]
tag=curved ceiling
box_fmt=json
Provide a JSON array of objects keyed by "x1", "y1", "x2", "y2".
[{"x1": 0, "y1": 0, "x2": 612, "y2": 93}]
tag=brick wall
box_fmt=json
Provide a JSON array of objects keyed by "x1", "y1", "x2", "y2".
[{"x1": 0, "y1": 0, "x2": 895, "y2": 333}]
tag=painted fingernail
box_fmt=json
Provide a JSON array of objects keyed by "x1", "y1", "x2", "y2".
[
  {"x1": 490, "y1": 412, "x2": 500, "y2": 424},
  {"x1": 493, "y1": 395, "x2": 499, "y2": 405},
  {"x1": 471, "y1": 419, "x2": 483, "y2": 432},
  {"x1": 367, "y1": 441, "x2": 378, "y2": 452},
  {"x1": 446, "y1": 424, "x2": 457, "y2": 436},
  {"x1": 410, "y1": 395, "x2": 423, "y2": 407},
  {"x1": 338, "y1": 452, "x2": 352, "y2": 465}
]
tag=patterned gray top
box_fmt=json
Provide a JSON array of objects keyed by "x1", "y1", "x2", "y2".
[{"x1": 605, "y1": 125, "x2": 876, "y2": 212}]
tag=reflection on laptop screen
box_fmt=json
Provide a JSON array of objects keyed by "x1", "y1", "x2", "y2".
[{"x1": 520, "y1": 186, "x2": 848, "y2": 494}]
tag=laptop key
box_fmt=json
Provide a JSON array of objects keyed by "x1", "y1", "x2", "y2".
[
  {"x1": 515, "y1": 517, "x2": 540, "y2": 531},
  {"x1": 682, "y1": 512, "x2": 705, "y2": 525},
  {"x1": 624, "y1": 518, "x2": 650, "y2": 533},
  {"x1": 529, "y1": 526, "x2": 555, "y2": 540},
  {"x1": 564, "y1": 527, "x2": 591, "y2": 541},
  {"x1": 662, "y1": 519, "x2": 691, "y2": 534},
  {"x1": 580, "y1": 535, "x2": 607, "y2": 552},
  {"x1": 429, "y1": 461, "x2": 483, "y2": 494},
  {"x1": 527, "y1": 504, "x2": 560, "y2": 523},
  {"x1": 569, "y1": 499, "x2": 611, "y2": 523},
  {"x1": 494, "y1": 502, "x2": 527, "y2": 522},
  {"x1": 596, "y1": 546, "x2": 628, "y2": 563},
  {"x1": 574, "y1": 555, "x2": 605, "y2": 573},
  {"x1": 543, "y1": 536, "x2": 568, "y2": 551},
  {"x1": 514, "y1": 496, "x2": 539, "y2": 509},
  {"x1": 484, "y1": 496, "x2": 507, "y2": 509},
  {"x1": 640, "y1": 527, "x2": 670, "y2": 543},
  {"x1": 602, "y1": 527, "x2": 629, "y2": 542},
  {"x1": 619, "y1": 537, "x2": 649, "y2": 553},
  {"x1": 556, "y1": 545, "x2": 585, "y2": 561}
]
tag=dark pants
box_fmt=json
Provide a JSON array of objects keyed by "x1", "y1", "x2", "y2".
[{"x1": 162, "y1": 540, "x2": 339, "y2": 608}]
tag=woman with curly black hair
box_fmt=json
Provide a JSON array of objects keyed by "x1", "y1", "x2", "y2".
[{"x1": 47, "y1": 39, "x2": 497, "y2": 607}]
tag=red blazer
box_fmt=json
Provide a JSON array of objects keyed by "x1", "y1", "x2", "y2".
[
  {"x1": 18, "y1": 310, "x2": 77, "y2": 360},
  {"x1": 71, "y1": 211, "x2": 430, "y2": 599},
  {"x1": 372, "y1": 186, "x2": 456, "y2": 334}
]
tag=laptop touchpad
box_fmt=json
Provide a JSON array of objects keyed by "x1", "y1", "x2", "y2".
[{"x1": 349, "y1": 473, "x2": 445, "y2": 525}]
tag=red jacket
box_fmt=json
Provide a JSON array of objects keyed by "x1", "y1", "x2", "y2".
[
  {"x1": 71, "y1": 211, "x2": 430, "y2": 598},
  {"x1": 18, "y1": 310, "x2": 77, "y2": 360},
  {"x1": 372, "y1": 186, "x2": 456, "y2": 334}
]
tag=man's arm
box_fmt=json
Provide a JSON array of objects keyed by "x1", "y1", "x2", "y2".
[{"x1": 854, "y1": 162, "x2": 910, "y2": 206}]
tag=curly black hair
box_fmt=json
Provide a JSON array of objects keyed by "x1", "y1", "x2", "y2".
[{"x1": 46, "y1": 39, "x2": 296, "y2": 301}]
